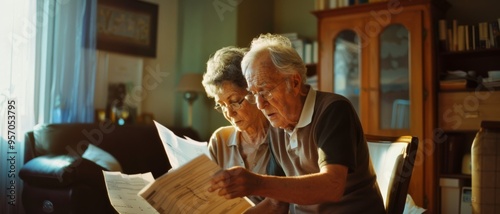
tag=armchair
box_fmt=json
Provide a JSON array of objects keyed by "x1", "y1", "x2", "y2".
[
  {"x1": 366, "y1": 135, "x2": 419, "y2": 214},
  {"x1": 20, "y1": 122, "x2": 200, "y2": 214}
]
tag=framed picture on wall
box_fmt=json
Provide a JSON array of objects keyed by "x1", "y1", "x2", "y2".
[{"x1": 96, "y1": 0, "x2": 158, "y2": 57}]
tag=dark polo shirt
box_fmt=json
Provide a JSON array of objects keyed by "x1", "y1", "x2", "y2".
[{"x1": 268, "y1": 88, "x2": 385, "y2": 214}]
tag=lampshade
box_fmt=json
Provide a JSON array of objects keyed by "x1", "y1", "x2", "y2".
[{"x1": 176, "y1": 73, "x2": 205, "y2": 93}]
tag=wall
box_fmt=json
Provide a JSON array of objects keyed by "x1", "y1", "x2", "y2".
[
  {"x1": 446, "y1": 0, "x2": 500, "y2": 24},
  {"x1": 236, "y1": 0, "x2": 274, "y2": 47},
  {"x1": 176, "y1": 0, "x2": 240, "y2": 140},
  {"x1": 95, "y1": 0, "x2": 179, "y2": 129},
  {"x1": 140, "y1": 0, "x2": 179, "y2": 128},
  {"x1": 175, "y1": 0, "x2": 280, "y2": 140},
  {"x1": 274, "y1": 0, "x2": 317, "y2": 40}
]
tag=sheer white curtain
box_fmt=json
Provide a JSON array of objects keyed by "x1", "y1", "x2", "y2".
[
  {"x1": 0, "y1": 0, "x2": 96, "y2": 213},
  {"x1": 0, "y1": 1, "x2": 37, "y2": 213},
  {"x1": 37, "y1": 0, "x2": 97, "y2": 123}
]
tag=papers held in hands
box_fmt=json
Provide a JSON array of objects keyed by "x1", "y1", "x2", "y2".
[
  {"x1": 153, "y1": 120, "x2": 209, "y2": 169},
  {"x1": 103, "y1": 121, "x2": 253, "y2": 213},
  {"x1": 103, "y1": 171, "x2": 159, "y2": 214},
  {"x1": 139, "y1": 154, "x2": 253, "y2": 213}
]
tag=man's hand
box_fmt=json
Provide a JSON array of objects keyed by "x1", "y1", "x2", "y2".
[{"x1": 208, "y1": 166, "x2": 261, "y2": 199}]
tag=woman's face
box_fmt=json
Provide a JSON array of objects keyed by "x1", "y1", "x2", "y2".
[{"x1": 213, "y1": 81, "x2": 263, "y2": 132}]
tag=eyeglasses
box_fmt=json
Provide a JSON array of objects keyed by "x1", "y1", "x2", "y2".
[
  {"x1": 245, "y1": 80, "x2": 287, "y2": 104},
  {"x1": 214, "y1": 98, "x2": 245, "y2": 113}
]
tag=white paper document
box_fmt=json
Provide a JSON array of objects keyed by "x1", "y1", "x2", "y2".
[
  {"x1": 153, "y1": 120, "x2": 210, "y2": 169},
  {"x1": 103, "y1": 171, "x2": 159, "y2": 214},
  {"x1": 138, "y1": 154, "x2": 253, "y2": 213},
  {"x1": 103, "y1": 123, "x2": 252, "y2": 213}
]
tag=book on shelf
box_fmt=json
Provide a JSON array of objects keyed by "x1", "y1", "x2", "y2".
[
  {"x1": 439, "y1": 70, "x2": 468, "y2": 91},
  {"x1": 438, "y1": 18, "x2": 500, "y2": 52},
  {"x1": 281, "y1": 33, "x2": 318, "y2": 64},
  {"x1": 471, "y1": 25, "x2": 477, "y2": 50},
  {"x1": 489, "y1": 22, "x2": 495, "y2": 47},
  {"x1": 440, "y1": 79, "x2": 467, "y2": 91},
  {"x1": 490, "y1": 20, "x2": 500, "y2": 48},
  {"x1": 315, "y1": 0, "x2": 328, "y2": 10},
  {"x1": 452, "y1": 20, "x2": 458, "y2": 51},
  {"x1": 312, "y1": 41, "x2": 319, "y2": 64},
  {"x1": 328, "y1": 0, "x2": 351, "y2": 9},
  {"x1": 279, "y1": 32, "x2": 298, "y2": 41},
  {"x1": 447, "y1": 28, "x2": 453, "y2": 52},
  {"x1": 464, "y1": 25, "x2": 469, "y2": 51},
  {"x1": 291, "y1": 39, "x2": 305, "y2": 61},
  {"x1": 315, "y1": 0, "x2": 374, "y2": 11},
  {"x1": 303, "y1": 40, "x2": 319, "y2": 64},
  {"x1": 479, "y1": 22, "x2": 489, "y2": 49},
  {"x1": 457, "y1": 25, "x2": 465, "y2": 51},
  {"x1": 438, "y1": 19, "x2": 448, "y2": 51},
  {"x1": 304, "y1": 42, "x2": 313, "y2": 64}
]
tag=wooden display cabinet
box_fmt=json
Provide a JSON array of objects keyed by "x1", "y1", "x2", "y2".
[{"x1": 314, "y1": 0, "x2": 448, "y2": 212}]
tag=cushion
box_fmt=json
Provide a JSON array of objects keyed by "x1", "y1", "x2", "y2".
[
  {"x1": 33, "y1": 123, "x2": 92, "y2": 156},
  {"x1": 367, "y1": 142, "x2": 407, "y2": 208},
  {"x1": 82, "y1": 144, "x2": 122, "y2": 172}
]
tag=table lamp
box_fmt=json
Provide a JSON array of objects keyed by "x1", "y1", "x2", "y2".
[{"x1": 177, "y1": 73, "x2": 204, "y2": 127}]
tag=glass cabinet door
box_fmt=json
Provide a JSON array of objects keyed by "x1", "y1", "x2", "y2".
[
  {"x1": 333, "y1": 30, "x2": 360, "y2": 115},
  {"x1": 379, "y1": 24, "x2": 410, "y2": 130},
  {"x1": 366, "y1": 10, "x2": 423, "y2": 137}
]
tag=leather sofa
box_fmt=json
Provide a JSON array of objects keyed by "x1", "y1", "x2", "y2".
[{"x1": 20, "y1": 122, "x2": 200, "y2": 214}]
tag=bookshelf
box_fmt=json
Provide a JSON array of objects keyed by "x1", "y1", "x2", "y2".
[
  {"x1": 436, "y1": 17, "x2": 500, "y2": 214},
  {"x1": 437, "y1": 18, "x2": 500, "y2": 91}
]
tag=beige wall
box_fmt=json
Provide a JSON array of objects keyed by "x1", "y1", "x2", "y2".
[
  {"x1": 140, "y1": 0, "x2": 179, "y2": 127},
  {"x1": 95, "y1": 0, "x2": 179, "y2": 128},
  {"x1": 446, "y1": 0, "x2": 500, "y2": 24},
  {"x1": 273, "y1": 0, "x2": 317, "y2": 40}
]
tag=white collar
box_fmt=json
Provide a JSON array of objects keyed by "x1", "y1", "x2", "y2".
[{"x1": 286, "y1": 87, "x2": 316, "y2": 135}]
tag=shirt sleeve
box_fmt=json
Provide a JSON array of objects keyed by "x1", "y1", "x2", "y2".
[
  {"x1": 315, "y1": 99, "x2": 358, "y2": 172},
  {"x1": 207, "y1": 133, "x2": 220, "y2": 166}
]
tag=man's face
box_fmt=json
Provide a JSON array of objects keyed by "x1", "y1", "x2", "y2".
[{"x1": 244, "y1": 53, "x2": 300, "y2": 130}]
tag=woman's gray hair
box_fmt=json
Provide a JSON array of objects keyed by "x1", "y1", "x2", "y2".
[
  {"x1": 241, "y1": 33, "x2": 307, "y2": 83},
  {"x1": 203, "y1": 46, "x2": 248, "y2": 98}
]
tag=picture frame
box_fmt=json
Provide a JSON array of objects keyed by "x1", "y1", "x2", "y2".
[{"x1": 96, "y1": 0, "x2": 158, "y2": 57}]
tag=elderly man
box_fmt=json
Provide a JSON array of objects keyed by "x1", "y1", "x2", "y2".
[{"x1": 208, "y1": 33, "x2": 385, "y2": 213}]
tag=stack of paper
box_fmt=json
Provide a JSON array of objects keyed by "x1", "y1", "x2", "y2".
[
  {"x1": 139, "y1": 155, "x2": 253, "y2": 213},
  {"x1": 102, "y1": 121, "x2": 253, "y2": 213}
]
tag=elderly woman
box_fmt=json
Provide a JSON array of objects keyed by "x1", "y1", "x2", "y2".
[{"x1": 202, "y1": 46, "x2": 287, "y2": 213}]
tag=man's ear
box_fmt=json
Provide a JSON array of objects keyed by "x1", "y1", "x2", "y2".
[
  {"x1": 291, "y1": 73, "x2": 302, "y2": 95},
  {"x1": 296, "y1": 72, "x2": 305, "y2": 87}
]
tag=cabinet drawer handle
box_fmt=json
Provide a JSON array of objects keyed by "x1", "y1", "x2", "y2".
[{"x1": 464, "y1": 111, "x2": 479, "y2": 118}]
